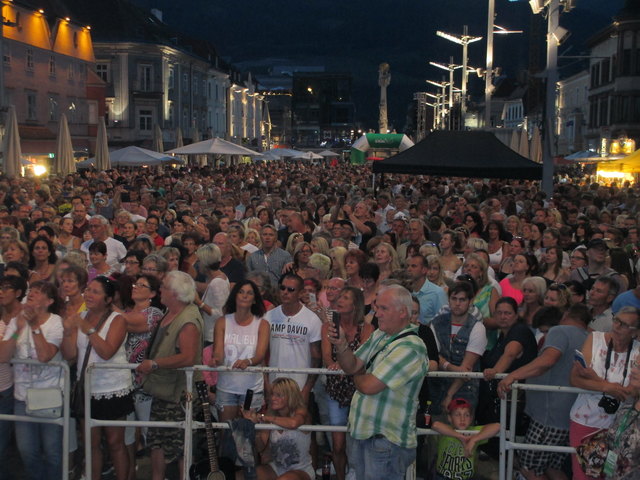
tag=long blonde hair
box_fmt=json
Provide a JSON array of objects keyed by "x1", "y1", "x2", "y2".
[{"x1": 269, "y1": 377, "x2": 305, "y2": 415}]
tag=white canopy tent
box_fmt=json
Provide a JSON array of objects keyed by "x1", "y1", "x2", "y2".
[
  {"x1": 77, "y1": 146, "x2": 184, "y2": 168},
  {"x1": 166, "y1": 137, "x2": 259, "y2": 156}
]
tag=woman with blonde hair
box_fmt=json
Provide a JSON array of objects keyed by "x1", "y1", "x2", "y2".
[
  {"x1": 329, "y1": 246, "x2": 347, "y2": 279},
  {"x1": 245, "y1": 228, "x2": 262, "y2": 249},
  {"x1": 426, "y1": 254, "x2": 449, "y2": 293},
  {"x1": 505, "y1": 215, "x2": 522, "y2": 237},
  {"x1": 373, "y1": 241, "x2": 400, "y2": 282},
  {"x1": 285, "y1": 232, "x2": 305, "y2": 256},
  {"x1": 462, "y1": 253, "x2": 499, "y2": 322},
  {"x1": 519, "y1": 276, "x2": 547, "y2": 328},
  {"x1": 310, "y1": 236, "x2": 330, "y2": 256},
  {"x1": 2, "y1": 239, "x2": 29, "y2": 266},
  {"x1": 242, "y1": 377, "x2": 314, "y2": 479}
]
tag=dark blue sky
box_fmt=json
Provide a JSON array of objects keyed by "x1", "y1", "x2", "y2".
[{"x1": 135, "y1": 0, "x2": 624, "y2": 130}]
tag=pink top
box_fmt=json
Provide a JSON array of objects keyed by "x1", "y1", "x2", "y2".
[
  {"x1": 499, "y1": 277, "x2": 524, "y2": 305},
  {"x1": 202, "y1": 345, "x2": 218, "y2": 386}
]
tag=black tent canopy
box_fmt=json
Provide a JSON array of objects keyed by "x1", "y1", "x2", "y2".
[{"x1": 372, "y1": 131, "x2": 543, "y2": 180}]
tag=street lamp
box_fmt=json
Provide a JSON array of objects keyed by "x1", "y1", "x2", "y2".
[
  {"x1": 429, "y1": 58, "x2": 462, "y2": 110},
  {"x1": 436, "y1": 26, "x2": 482, "y2": 115}
]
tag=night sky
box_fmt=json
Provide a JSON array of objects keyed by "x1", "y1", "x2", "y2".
[{"x1": 134, "y1": 0, "x2": 624, "y2": 131}]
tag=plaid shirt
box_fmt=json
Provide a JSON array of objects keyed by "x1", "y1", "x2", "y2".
[
  {"x1": 246, "y1": 247, "x2": 292, "y2": 284},
  {"x1": 348, "y1": 324, "x2": 428, "y2": 448}
]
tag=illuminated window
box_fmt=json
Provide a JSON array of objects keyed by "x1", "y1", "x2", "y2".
[
  {"x1": 96, "y1": 63, "x2": 109, "y2": 82},
  {"x1": 26, "y1": 49, "x2": 33, "y2": 71},
  {"x1": 139, "y1": 109, "x2": 152, "y2": 130},
  {"x1": 26, "y1": 91, "x2": 37, "y2": 120},
  {"x1": 49, "y1": 56, "x2": 56, "y2": 76}
]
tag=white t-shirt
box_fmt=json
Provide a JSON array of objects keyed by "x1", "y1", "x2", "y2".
[
  {"x1": 430, "y1": 320, "x2": 488, "y2": 356},
  {"x1": 266, "y1": 304, "x2": 322, "y2": 389},
  {"x1": 6, "y1": 313, "x2": 65, "y2": 401},
  {"x1": 241, "y1": 243, "x2": 259, "y2": 254},
  {"x1": 202, "y1": 276, "x2": 231, "y2": 343}
]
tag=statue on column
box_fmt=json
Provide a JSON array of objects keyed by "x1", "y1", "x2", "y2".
[{"x1": 378, "y1": 63, "x2": 390, "y2": 134}]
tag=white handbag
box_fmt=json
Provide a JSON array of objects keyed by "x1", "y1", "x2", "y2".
[{"x1": 25, "y1": 387, "x2": 63, "y2": 418}]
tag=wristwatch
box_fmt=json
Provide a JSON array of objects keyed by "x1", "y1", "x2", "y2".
[
  {"x1": 86, "y1": 327, "x2": 97, "y2": 336},
  {"x1": 32, "y1": 328, "x2": 42, "y2": 335},
  {"x1": 151, "y1": 360, "x2": 159, "y2": 371}
]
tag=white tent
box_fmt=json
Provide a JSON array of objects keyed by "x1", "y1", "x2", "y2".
[
  {"x1": 318, "y1": 149, "x2": 340, "y2": 157},
  {"x1": 77, "y1": 146, "x2": 184, "y2": 167},
  {"x1": 294, "y1": 151, "x2": 323, "y2": 160},
  {"x1": 263, "y1": 148, "x2": 307, "y2": 158},
  {"x1": 166, "y1": 137, "x2": 259, "y2": 156}
]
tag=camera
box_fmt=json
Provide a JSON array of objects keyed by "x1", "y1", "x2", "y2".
[{"x1": 598, "y1": 394, "x2": 620, "y2": 414}]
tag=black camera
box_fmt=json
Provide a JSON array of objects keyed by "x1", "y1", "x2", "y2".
[{"x1": 598, "y1": 394, "x2": 620, "y2": 414}]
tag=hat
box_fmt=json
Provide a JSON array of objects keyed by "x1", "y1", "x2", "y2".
[
  {"x1": 587, "y1": 238, "x2": 608, "y2": 250},
  {"x1": 447, "y1": 397, "x2": 472, "y2": 413}
]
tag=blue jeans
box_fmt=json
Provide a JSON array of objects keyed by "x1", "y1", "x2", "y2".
[
  {"x1": 14, "y1": 400, "x2": 62, "y2": 480},
  {"x1": 0, "y1": 386, "x2": 13, "y2": 480},
  {"x1": 349, "y1": 434, "x2": 416, "y2": 480}
]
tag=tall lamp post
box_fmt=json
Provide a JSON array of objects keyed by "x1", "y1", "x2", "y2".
[
  {"x1": 436, "y1": 27, "x2": 483, "y2": 116},
  {"x1": 427, "y1": 79, "x2": 451, "y2": 129},
  {"x1": 530, "y1": 0, "x2": 571, "y2": 195}
]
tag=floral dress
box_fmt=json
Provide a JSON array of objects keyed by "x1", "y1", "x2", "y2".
[{"x1": 325, "y1": 324, "x2": 363, "y2": 407}]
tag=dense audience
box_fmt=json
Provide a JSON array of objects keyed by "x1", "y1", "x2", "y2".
[{"x1": 1, "y1": 162, "x2": 640, "y2": 480}]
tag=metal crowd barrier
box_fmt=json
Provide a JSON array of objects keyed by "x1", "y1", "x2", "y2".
[
  {"x1": 0, "y1": 360, "x2": 591, "y2": 480},
  {"x1": 0, "y1": 359, "x2": 71, "y2": 480}
]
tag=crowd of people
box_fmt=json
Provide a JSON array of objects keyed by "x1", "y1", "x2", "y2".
[{"x1": 0, "y1": 161, "x2": 639, "y2": 480}]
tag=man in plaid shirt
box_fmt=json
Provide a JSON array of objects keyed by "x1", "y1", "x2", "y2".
[{"x1": 329, "y1": 284, "x2": 428, "y2": 480}]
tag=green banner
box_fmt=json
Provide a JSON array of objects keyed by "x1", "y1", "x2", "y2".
[{"x1": 365, "y1": 133, "x2": 404, "y2": 149}]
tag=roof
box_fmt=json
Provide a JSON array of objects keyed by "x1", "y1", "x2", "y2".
[{"x1": 372, "y1": 130, "x2": 543, "y2": 180}]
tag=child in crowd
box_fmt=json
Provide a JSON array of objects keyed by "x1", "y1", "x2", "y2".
[{"x1": 432, "y1": 398, "x2": 500, "y2": 480}]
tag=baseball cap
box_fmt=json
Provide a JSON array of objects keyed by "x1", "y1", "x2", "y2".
[
  {"x1": 447, "y1": 397, "x2": 472, "y2": 413},
  {"x1": 587, "y1": 238, "x2": 608, "y2": 250}
]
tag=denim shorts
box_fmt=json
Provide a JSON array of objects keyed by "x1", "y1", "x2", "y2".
[
  {"x1": 326, "y1": 396, "x2": 349, "y2": 426},
  {"x1": 215, "y1": 389, "x2": 264, "y2": 411}
]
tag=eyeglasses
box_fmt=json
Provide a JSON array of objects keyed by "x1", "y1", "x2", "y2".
[
  {"x1": 124, "y1": 260, "x2": 140, "y2": 265},
  {"x1": 142, "y1": 267, "x2": 159, "y2": 273},
  {"x1": 88, "y1": 224, "x2": 102, "y2": 229},
  {"x1": 613, "y1": 317, "x2": 638, "y2": 330},
  {"x1": 570, "y1": 255, "x2": 586, "y2": 261},
  {"x1": 549, "y1": 283, "x2": 568, "y2": 291},
  {"x1": 133, "y1": 283, "x2": 151, "y2": 290},
  {"x1": 279, "y1": 285, "x2": 297, "y2": 292},
  {"x1": 0, "y1": 286, "x2": 15, "y2": 292}
]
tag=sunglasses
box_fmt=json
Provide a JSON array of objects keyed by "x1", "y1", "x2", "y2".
[
  {"x1": 279, "y1": 285, "x2": 297, "y2": 292},
  {"x1": 549, "y1": 283, "x2": 568, "y2": 291}
]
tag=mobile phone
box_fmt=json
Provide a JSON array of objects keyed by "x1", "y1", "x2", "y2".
[
  {"x1": 574, "y1": 350, "x2": 587, "y2": 368},
  {"x1": 332, "y1": 311, "x2": 341, "y2": 338},
  {"x1": 308, "y1": 292, "x2": 317, "y2": 305},
  {"x1": 243, "y1": 389, "x2": 254, "y2": 411}
]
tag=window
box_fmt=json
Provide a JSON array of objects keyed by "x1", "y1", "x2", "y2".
[
  {"x1": 193, "y1": 75, "x2": 198, "y2": 95},
  {"x1": 67, "y1": 63, "x2": 74, "y2": 80},
  {"x1": 168, "y1": 67, "x2": 174, "y2": 89},
  {"x1": 139, "y1": 109, "x2": 152, "y2": 130},
  {"x1": 48, "y1": 96, "x2": 58, "y2": 121},
  {"x1": 168, "y1": 103, "x2": 174, "y2": 127},
  {"x1": 68, "y1": 99, "x2": 77, "y2": 123},
  {"x1": 139, "y1": 64, "x2": 152, "y2": 91},
  {"x1": 26, "y1": 91, "x2": 37, "y2": 120},
  {"x1": 3, "y1": 45, "x2": 10, "y2": 65},
  {"x1": 96, "y1": 63, "x2": 109, "y2": 82},
  {"x1": 49, "y1": 56, "x2": 56, "y2": 76},
  {"x1": 26, "y1": 48, "x2": 33, "y2": 71},
  {"x1": 183, "y1": 73, "x2": 188, "y2": 93}
]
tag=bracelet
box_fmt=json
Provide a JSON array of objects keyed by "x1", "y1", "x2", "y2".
[
  {"x1": 248, "y1": 358, "x2": 253, "y2": 366},
  {"x1": 443, "y1": 361, "x2": 450, "y2": 371}
]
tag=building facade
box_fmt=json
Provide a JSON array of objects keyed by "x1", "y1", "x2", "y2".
[
  {"x1": 1, "y1": 0, "x2": 101, "y2": 161},
  {"x1": 556, "y1": 70, "x2": 590, "y2": 155}
]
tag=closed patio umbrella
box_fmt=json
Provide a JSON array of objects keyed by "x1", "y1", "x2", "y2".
[
  {"x1": 3, "y1": 105, "x2": 22, "y2": 177},
  {"x1": 55, "y1": 113, "x2": 75, "y2": 175},
  {"x1": 518, "y1": 128, "x2": 529, "y2": 159},
  {"x1": 95, "y1": 117, "x2": 110, "y2": 171},
  {"x1": 152, "y1": 124, "x2": 164, "y2": 153}
]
